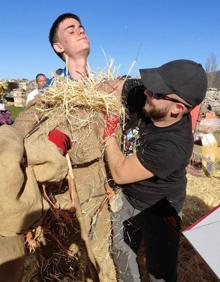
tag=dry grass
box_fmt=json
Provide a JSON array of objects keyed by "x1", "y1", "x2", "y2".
[
  {"x1": 38, "y1": 74, "x2": 125, "y2": 133},
  {"x1": 183, "y1": 174, "x2": 220, "y2": 225}
]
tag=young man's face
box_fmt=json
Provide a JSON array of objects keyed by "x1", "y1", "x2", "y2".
[{"x1": 53, "y1": 17, "x2": 90, "y2": 60}]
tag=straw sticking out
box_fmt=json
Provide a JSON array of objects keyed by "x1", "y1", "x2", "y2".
[{"x1": 39, "y1": 73, "x2": 125, "y2": 132}]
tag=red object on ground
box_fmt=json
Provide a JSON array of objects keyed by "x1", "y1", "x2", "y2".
[{"x1": 48, "y1": 129, "x2": 72, "y2": 155}]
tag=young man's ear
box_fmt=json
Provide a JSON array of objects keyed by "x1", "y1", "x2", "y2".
[{"x1": 53, "y1": 42, "x2": 64, "y2": 54}]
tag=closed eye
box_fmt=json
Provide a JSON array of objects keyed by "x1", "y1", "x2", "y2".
[
  {"x1": 65, "y1": 24, "x2": 85, "y2": 34},
  {"x1": 68, "y1": 27, "x2": 74, "y2": 34}
]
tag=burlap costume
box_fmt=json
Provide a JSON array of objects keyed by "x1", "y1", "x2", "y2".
[
  {"x1": 0, "y1": 125, "x2": 69, "y2": 282},
  {"x1": 13, "y1": 96, "x2": 117, "y2": 282}
]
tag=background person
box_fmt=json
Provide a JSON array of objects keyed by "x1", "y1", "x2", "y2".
[
  {"x1": 103, "y1": 59, "x2": 207, "y2": 282},
  {"x1": 26, "y1": 73, "x2": 47, "y2": 104}
]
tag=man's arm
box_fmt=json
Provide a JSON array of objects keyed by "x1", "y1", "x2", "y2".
[{"x1": 105, "y1": 136, "x2": 154, "y2": 184}]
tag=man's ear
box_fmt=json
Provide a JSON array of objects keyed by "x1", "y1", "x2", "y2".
[
  {"x1": 53, "y1": 42, "x2": 64, "y2": 54},
  {"x1": 176, "y1": 103, "x2": 186, "y2": 113},
  {"x1": 171, "y1": 103, "x2": 185, "y2": 117}
]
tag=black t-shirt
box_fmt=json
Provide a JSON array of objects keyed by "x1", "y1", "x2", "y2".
[{"x1": 121, "y1": 79, "x2": 193, "y2": 213}]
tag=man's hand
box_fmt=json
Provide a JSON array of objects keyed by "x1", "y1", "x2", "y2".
[
  {"x1": 96, "y1": 79, "x2": 125, "y2": 101},
  {"x1": 48, "y1": 129, "x2": 72, "y2": 155},
  {"x1": 103, "y1": 115, "x2": 120, "y2": 139}
]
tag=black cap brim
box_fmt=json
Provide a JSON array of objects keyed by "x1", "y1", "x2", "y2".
[{"x1": 139, "y1": 68, "x2": 172, "y2": 94}]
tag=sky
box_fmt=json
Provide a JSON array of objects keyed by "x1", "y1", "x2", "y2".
[{"x1": 0, "y1": 0, "x2": 220, "y2": 80}]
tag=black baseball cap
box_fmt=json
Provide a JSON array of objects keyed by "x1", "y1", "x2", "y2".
[{"x1": 140, "y1": 59, "x2": 207, "y2": 108}]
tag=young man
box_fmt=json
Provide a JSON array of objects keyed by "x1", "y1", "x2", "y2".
[
  {"x1": 103, "y1": 59, "x2": 207, "y2": 282},
  {"x1": 15, "y1": 13, "x2": 90, "y2": 136},
  {"x1": 26, "y1": 73, "x2": 47, "y2": 104},
  {"x1": 48, "y1": 13, "x2": 117, "y2": 281},
  {"x1": 48, "y1": 13, "x2": 116, "y2": 281},
  {"x1": 14, "y1": 13, "x2": 116, "y2": 281}
]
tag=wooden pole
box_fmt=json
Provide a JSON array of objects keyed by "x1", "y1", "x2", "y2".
[{"x1": 66, "y1": 154, "x2": 100, "y2": 282}]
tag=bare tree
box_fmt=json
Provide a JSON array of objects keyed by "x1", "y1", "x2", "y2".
[{"x1": 205, "y1": 53, "x2": 218, "y2": 88}]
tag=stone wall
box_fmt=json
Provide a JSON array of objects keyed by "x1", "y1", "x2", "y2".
[
  {"x1": 9, "y1": 80, "x2": 35, "y2": 107},
  {"x1": 203, "y1": 88, "x2": 220, "y2": 115},
  {"x1": 13, "y1": 89, "x2": 27, "y2": 107}
]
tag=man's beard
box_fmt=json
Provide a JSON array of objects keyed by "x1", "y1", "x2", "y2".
[{"x1": 143, "y1": 105, "x2": 169, "y2": 121}]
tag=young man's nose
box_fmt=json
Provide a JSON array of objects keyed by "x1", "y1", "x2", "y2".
[{"x1": 78, "y1": 26, "x2": 85, "y2": 34}]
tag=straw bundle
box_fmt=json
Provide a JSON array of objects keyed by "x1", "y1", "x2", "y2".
[
  {"x1": 183, "y1": 174, "x2": 220, "y2": 225},
  {"x1": 38, "y1": 74, "x2": 125, "y2": 133}
]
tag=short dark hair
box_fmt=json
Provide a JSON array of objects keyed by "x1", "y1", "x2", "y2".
[
  {"x1": 49, "y1": 13, "x2": 81, "y2": 60},
  {"x1": 35, "y1": 73, "x2": 46, "y2": 82}
]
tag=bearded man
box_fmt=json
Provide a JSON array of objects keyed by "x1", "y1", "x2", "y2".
[{"x1": 103, "y1": 59, "x2": 207, "y2": 282}]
